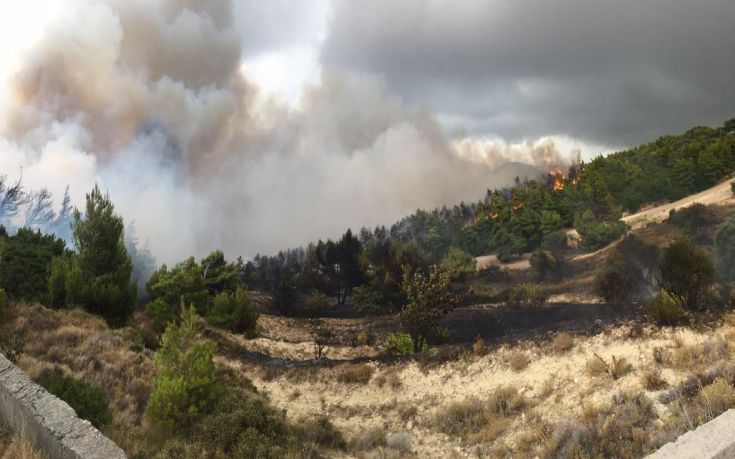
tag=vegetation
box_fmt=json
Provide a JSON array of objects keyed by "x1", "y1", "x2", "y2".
[
  {"x1": 384, "y1": 332, "x2": 415, "y2": 356},
  {"x1": 659, "y1": 240, "x2": 715, "y2": 309},
  {"x1": 399, "y1": 266, "x2": 459, "y2": 350},
  {"x1": 38, "y1": 371, "x2": 112, "y2": 429},
  {"x1": 0, "y1": 228, "x2": 66, "y2": 303},
  {"x1": 508, "y1": 283, "x2": 548, "y2": 307},
  {"x1": 48, "y1": 185, "x2": 136, "y2": 326},
  {"x1": 595, "y1": 251, "x2": 636, "y2": 306},
  {"x1": 715, "y1": 214, "x2": 735, "y2": 283},
  {"x1": 207, "y1": 287, "x2": 258, "y2": 336},
  {"x1": 146, "y1": 305, "x2": 218, "y2": 430}
]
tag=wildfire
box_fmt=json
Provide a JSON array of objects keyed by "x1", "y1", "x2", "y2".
[
  {"x1": 548, "y1": 168, "x2": 566, "y2": 191},
  {"x1": 511, "y1": 202, "x2": 524, "y2": 212},
  {"x1": 489, "y1": 212, "x2": 498, "y2": 220}
]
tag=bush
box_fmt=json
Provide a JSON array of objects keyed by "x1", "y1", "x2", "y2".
[
  {"x1": 384, "y1": 332, "x2": 415, "y2": 356},
  {"x1": 351, "y1": 285, "x2": 387, "y2": 316},
  {"x1": 659, "y1": 240, "x2": 715, "y2": 309},
  {"x1": 145, "y1": 298, "x2": 179, "y2": 333},
  {"x1": 509, "y1": 351, "x2": 529, "y2": 371},
  {"x1": 0, "y1": 288, "x2": 7, "y2": 312},
  {"x1": 508, "y1": 283, "x2": 548, "y2": 307},
  {"x1": 715, "y1": 215, "x2": 735, "y2": 283},
  {"x1": 146, "y1": 257, "x2": 210, "y2": 316},
  {"x1": 668, "y1": 204, "x2": 717, "y2": 233},
  {"x1": 530, "y1": 249, "x2": 558, "y2": 279},
  {"x1": 648, "y1": 292, "x2": 686, "y2": 325},
  {"x1": 336, "y1": 364, "x2": 374, "y2": 384},
  {"x1": 207, "y1": 287, "x2": 259, "y2": 335},
  {"x1": 0, "y1": 326, "x2": 23, "y2": 363},
  {"x1": 641, "y1": 367, "x2": 668, "y2": 390},
  {"x1": 441, "y1": 247, "x2": 476, "y2": 281},
  {"x1": 38, "y1": 371, "x2": 112, "y2": 429},
  {"x1": 574, "y1": 209, "x2": 627, "y2": 250},
  {"x1": 552, "y1": 332, "x2": 574, "y2": 353},
  {"x1": 304, "y1": 290, "x2": 331, "y2": 315},
  {"x1": 594, "y1": 252, "x2": 635, "y2": 306},
  {"x1": 0, "y1": 228, "x2": 66, "y2": 303},
  {"x1": 146, "y1": 305, "x2": 218, "y2": 430},
  {"x1": 296, "y1": 416, "x2": 346, "y2": 450}
]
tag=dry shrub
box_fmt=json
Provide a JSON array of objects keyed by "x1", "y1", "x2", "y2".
[
  {"x1": 375, "y1": 367, "x2": 402, "y2": 389},
  {"x1": 0, "y1": 430, "x2": 47, "y2": 459},
  {"x1": 540, "y1": 378, "x2": 556, "y2": 399},
  {"x1": 258, "y1": 366, "x2": 283, "y2": 382},
  {"x1": 671, "y1": 337, "x2": 730, "y2": 371},
  {"x1": 551, "y1": 332, "x2": 574, "y2": 353},
  {"x1": 355, "y1": 331, "x2": 370, "y2": 347},
  {"x1": 586, "y1": 355, "x2": 609, "y2": 377},
  {"x1": 434, "y1": 386, "x2": 527, "y2": 442},
  {"x1": 699, "y1": 378, "x2": 735, "y2": 417},
  {"x1": 610, "y1": 356, "x2": 632, "y2": 379},
  {"x1": 350, "y1": 427, "x2": 385, "y2": 451},
  {"x1": 397, "y1": 404, "x2": 418, "y2": 421},
  {"x1": 544, "y1": 392, "x2": 657, "y2": 458},
  {"x1": 337, "y1": 364, "x2": 374, "y2": 384},
  {"x1": 664, "y1": 375, "x2": 735, "y2": 439},
  {"x1": 723, "y1": 312, "x2": 735, "y2": 327},
  {"x1": 509, "y1": 352, "x2": 530, "y2": 372},
  {"x1": 640, "y1": 367, "x2": 668, "y2": 391},
  {"x1": 473, "y1": 336, "x2": 486, "y2": 356}
]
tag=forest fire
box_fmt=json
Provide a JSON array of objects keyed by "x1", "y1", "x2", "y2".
[{"x1": 549, "y1": 168, "x2": 566, "y2": 191}]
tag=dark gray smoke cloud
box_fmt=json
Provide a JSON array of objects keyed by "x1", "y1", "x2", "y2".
[
  {"x1": 0, "y1": 0, "x2": 596, "y2": 263},
  {"x1": 322, "y1": 0, "x2": 735, "y2": 146}
]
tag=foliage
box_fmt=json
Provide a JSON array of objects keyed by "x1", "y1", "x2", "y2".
[
  {"x1": 530, "y1": 249, "x2": 558, "y2": 279},
  {"x1": 399, "y1": 266, "x2": 459, "y2": 350},
  {"x1": 0, "y1": 228, "x2": 66, "y2": 303},
  {"x1": 668, "y1": 204, "x2": 717, "y2": 234},
  {"x1": 145, "y1": 298, "x2": 180, "y2": 333},
  {"x1": 50, "y1": 185, "x2": 136, "y2": 326},
  {"x1": 351, "y1": 284, "x2": 388, "y2": 316},
  {"x1": 304, "y1": 290, "x2": 331, "y2": 315},
  {"x1": 508, "y1": 283, "x2": 548, "y2": 307},
  {"x1": 0, "y1": 289, "x2": 6, "y2": 313},
  {"x1": 659, "y1": 240, "x2": 715, "y2": 309},
  {"x1": 594, "y1": 251, "x2": 636, "y2": 305},
  {"x1": 440, "y1": 247, "x2": 476, "y2": 281},
  {"x1": 207, "y1": 287, "x2": 259, "y2": 335},
  {"x1": 38, "y1": 371, "x2": 112, "y2": 429},
  {"x1": 574, "y1": 209, "x2": 627, "y2": 249},
  {"x1": 383, "y1": 332, "x2": 415, "y2": 356},
  {"x1": 715, "y1": 214, "x2": 735, "y2": 283},
  {"x1": 0, "y1": 326, "x2": 23, "y2": 363},
  {"x1": 315, "y1": 229, "x2": 363, "y2": 304},
  {"x1": 308, "y1": 319, "x2": 337, "y2": 359},
  {"x1": 146, "y1": 258, "x2": 210, "y2": 317},
  {"x1": 647, "y1": 291, "x2": 686, "y2": 325},
  {"x1": 146, "y1": 305, "x2": 218, "y2": 430}
]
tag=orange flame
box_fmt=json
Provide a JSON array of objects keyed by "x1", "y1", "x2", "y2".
[{"x1": 549, "y1": 168, "x2": 566, "y2": 191}]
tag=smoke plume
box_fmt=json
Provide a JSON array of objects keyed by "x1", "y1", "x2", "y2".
[{"x1": 0, "y1": 0, "x2": 579, "y2": 263}]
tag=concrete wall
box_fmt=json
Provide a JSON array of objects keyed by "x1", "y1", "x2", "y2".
[
  {"x1": 647, "y1": 409, "x2": 735, "y2": 459},
  {"x1": 0, "y1": 353, "x2": 126, "y2": 459}
]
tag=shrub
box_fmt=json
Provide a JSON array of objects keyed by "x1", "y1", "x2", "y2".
[
  {"x1": 308, "y1": 319, "x2": 337, "y2": 359},
  {"x1": 715, "y1": 215, "x2": 735, "y2": 283},
  {"x1": 530, "y1": 249, "x2": 558, "y2": 279},
  {"x1": 0, "y1": 288, "x2": 7, "y2": 312},
  {"x1": 668, "y1": 203, "x2": 717, "y2": 233},
  {"x1": 509, "y1": 351, "x2": 529, "y2": 371},
  {"x1": 508, "y1": 283, "x2": 548, "y2": 307},
  {"x1": 336, "y1": 364, "x2": 374, "y2": 384},
  {"x1": 574, "y1": 209, "x2": 627, "y2": 250},
  {"x1": 146, "y1": 257, "x2": 210, "y2": 316},
  {"x1": 699, "y1": 378, "x2": 735, "y2": 416},
  {"x1": 586, "y1": 355, "x2": 609, "y2": 377},
  {"x1": 594, "y1": 252, "x2": 635, "y2": 306},
  {"x1": 146, "y1": 305, "x2": 218, "y2": 430},
  {"x1": 487, "y1": 386, "x2": 527, "y2": 416},
  {"x1": 297, "y1": 416, "x2": 346, "y2": 450},
  {"x1": 0, "y1": 326, "x2": 23, "y2": 363},
  {"x1": 38, "y1": 371, "x2": 112, "y2": 428},
  {"x1": 641, "y1": 367, "x2": 668, "y2": 390},
  {"x1": 145, "y1": 298, "x2": 179, "y2": 333},
  {"x1": 399, "y1": 266, "x2": 459, "y2": 350},
  {"x1": 207, "y1": 287, "x2": 259, "y2": 335},
  {"x1": 304, "y1": 290, "x2": 330, "y2": 315},
  {"x1": 659, "y1": 240, "x2": 715, "y2": 309},
  {"x1": 0, "y1": 228, "x2": 65, "y2": 303},
  {"x1": 441, "y1": 247, "x2": 476, "y2": 281},
  {"x1": 384, "y1": 332, "x2": 415, "y2": 356},
  {"x1": 648, "y1": 291, "x2": 687, "y2": 325},
  {"x1": 351, "y1": 285, "x2": 388, "y2": 316},
  {"x1": 552, "y1": 332, "x2": 574, "y2": 353},
  {"x1": 473, "y1": 335, "x2": 486, "y2": 356}
]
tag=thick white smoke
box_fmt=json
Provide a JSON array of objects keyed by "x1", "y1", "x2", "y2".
[{"x1": 0, "y1": 0, "x2": 579, "y2": 263}]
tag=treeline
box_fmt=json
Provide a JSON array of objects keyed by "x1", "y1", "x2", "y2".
[{"x1": 240, "y1": 120, "x2": 734, "y2": 312}]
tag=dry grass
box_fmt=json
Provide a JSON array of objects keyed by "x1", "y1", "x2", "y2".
[
  {"x1": 586, "y1": 355, "x2": 609, "y2": 377},
  {"x1": 551, "y1": 332, "x2": 574, "y2": 353},
  {"x1": 374, "y1": 367, "x2": 403, "y2": 389},
  {"x1": 472, "y1": 336, "x2": 486, "y2": 356},
  {"x1": 0, "y1": 424, "x2": 47, "y2": 459},
  {"x1": 585, "y1": 354, "x2": 632, "y2": 379},
  {"x1": 509, "y1": 351, "x2": 530, "y2": 372},
  {"x1": 337, "y1": 364, "x2": 374, "y2": 384},
  {"x1": 670, "y1": 337, "x2": 730, "y2": 371}
]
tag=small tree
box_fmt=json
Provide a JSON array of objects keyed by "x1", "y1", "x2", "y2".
[
  {"x1": 659, "y1": 240, "x2": 715, "y2": 309},
  {"x1": 146, "y1": 304, "x2": 218, "y2": 430},
  {"x1": 308, "y1": 319, "x2": 336, "y2": 360},
  {"x1": 399, "y1": 265, "x2": 458, "y2": 351}
]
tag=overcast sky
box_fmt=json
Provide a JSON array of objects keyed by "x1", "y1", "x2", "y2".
[{"x1": 238, "y1": 0, "x2": 735, "y2": 149}]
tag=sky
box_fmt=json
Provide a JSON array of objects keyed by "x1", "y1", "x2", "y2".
[{"x1": 0, "y1": 0, "x2": 733, "y2": 262}]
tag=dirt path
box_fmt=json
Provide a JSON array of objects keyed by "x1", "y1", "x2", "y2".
[{"x1": 622, "y1": 177, "x2": 735, "y2": 229}]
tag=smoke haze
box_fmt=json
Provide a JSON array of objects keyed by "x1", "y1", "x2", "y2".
[{"x1": 0, "y1": 0, "x2": 581, "y2": 263}]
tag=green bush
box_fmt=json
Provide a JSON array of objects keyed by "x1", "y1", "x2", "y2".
[
  {"x1": 384, "y1": 332, "x2": 415, "y2": 356},
  {"x1": 0, "y1": 228, "x2": 65, "y2": 303},
  {"x1": 38, "y1": 371, "x2": 112, "y2": 428},
  {"x1": 594, "y1": 252, "x2": 635, "y2": 305},
  {"x1": 441, "y1": 247, "x2": 476, "y2": 281},
  {"x1": 647, "y1": 292, "x2": 686, "y2": 325},
  {"x1": 659, "y1": 240, "x2": 715, "y2": 309},
  {"x1": 399, "y1": 266, "x2": 458, "y2": 350},
  {"x1": 351, "y1": 284, "x2": 388, "y2": 316},
  {"x1": 146, "y1": 258, "x2": 210, "y2": 316},
  {"x1": 207, "y1": 287, "x2": 259, "y2": 336},
  {"x1": 145, "y1": 298, "x2": 179, "y2": 333},
  {"x1": 304, "y1": 290, "x2": 331, "y2": 315},
  {"x1": 574, "y1": 210, "x2": 627, "y2": 250},
  {"x1": 530, "y1": 249, "x2": 558, "y2": 279},
  {"x1": 0, "y1": 288, "x2": 7, "y2": 311},
  {"x1": 668, "y1": 204, "x2": 716, "y2": 233},
  {"x1": 146, "y1": 305, "x2": 218, "y2": 430},
  {"x1": 508, "y1": 283, "x2": 548, "y2": 307}
]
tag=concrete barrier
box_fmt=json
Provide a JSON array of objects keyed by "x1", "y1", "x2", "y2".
[
  {"x1": 647, "y1": 409, "x2": 735, "y2": 459},
  {"x1": 0, "y1": 353, "x2": 126, "y2": 459}
]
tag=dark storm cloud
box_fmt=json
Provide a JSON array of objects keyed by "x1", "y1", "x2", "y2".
[{"x1": 322, "y1": 0, "x2": 735, "y2": 146}]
